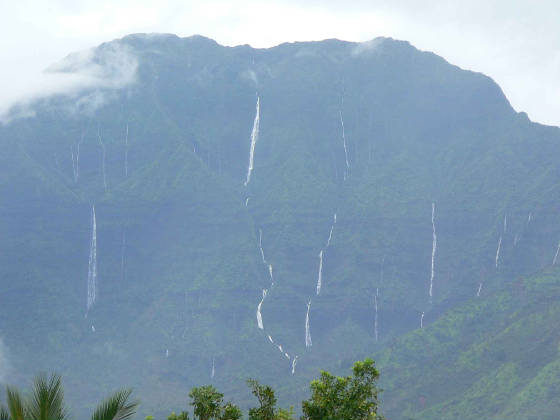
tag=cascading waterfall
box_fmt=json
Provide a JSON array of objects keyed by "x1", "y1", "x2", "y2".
[
  {"x1": 528, "y1": 212, "x2": 533, "y2": 223},
  {"x1": 124, "y1": 124, "x2": 129, "y2": 177},
  {"x1": 268, "y1": 264, "x2": 273, "y2": 284},
  {"x1": 305, "y1": 300, "x2": 312, "y2": 348},
  {"x1": 374, "y1": 288, "x2": 379, "y2": 342},
  {"x1": 429, "y1": 202, "x2": 437, "y2": 301},
  {"x1": 259, "y1": 229, "x2": 266, "y2": 263},
  {"x1": 503, "y1": 214, "x2": 507, "y2": 233},
  {"x1": 166, "y1": 349, "x2": 169, "y2": 358},
  {"x1": 316, "y1": 250, "x2": 323, "y2": 295},
  {"x1": 291, "y1": 355, "x2": 298, "y2": 375},
  {"x1": 326, "y1": 226, "x2": 334, "y2": 247},
  {"x1": 553, "y1": 241, "x2": 560, "y2": 265},
  {"x1": 121, "y1": 230, "x2": 126, "y2": 282},
  {"x1": 71, "y1": 138, "x2": 81, "y2": 183},
  {"x1": 87, "y1": 205, "x2": 97, "y2": 312},
  {"x1": 495, "y1": 236, "x2": 502, "y2": 269},
  {"x1": 256, "y1": 289, "x2": 267, "y2": 329},
  {"x1": 339, "y1": 108, "x2": 350, "y2": 180},
  {"x1": 268, "y1": 335, "x2": 274, "y2": 344},
  {"x1": 245, "y1": 197, "x2": 250, "y2": 207},
  {"x1": 211, "y1": 358, "x2": 215, "y2": 379},
  {"x1": 476, "y1": 282, "x2": 483, "y2": 297},
  {"x1": 98, "y1": 129, "x2": 107, "y2": 192},
  {"x1": 244, "y1": 95, "x2": 260, "y2": 186},
  {"x1": 420, "y1": 311, "x2": 425, "y2": 329}
]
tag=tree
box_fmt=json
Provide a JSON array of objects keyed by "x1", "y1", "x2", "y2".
[
  {"x1": 189, "y1": 386, "x2": 223, "y2": 420},
  {"x1": 0, "y1": 373, "x2": 138, "y2": 420},
  {"x1": 218, "y1": 402, "x2": 242, "y2": 420},
  {"x1": 168, "y1": 412, "x2": 190, "y2": 420},
  {"x1": 301, "y1": 358, "x2": 383, "y2": 420},
  {"x1": 247, "y1": 379, "x2": 276, "y2": 420}
]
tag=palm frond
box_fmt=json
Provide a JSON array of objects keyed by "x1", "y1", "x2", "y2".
[
  {"x1": 27, "y1": 373, "x2": 67, "y2": 420},
  {"x1": 6, "y1": 385, "x2": 25, "y2": 420},
  {"x1": 91, "y1": 388, "x2": 139, "y2": 420},
  {"x1": 0, "y1": 403, "x2": 11, "y2": 420}
]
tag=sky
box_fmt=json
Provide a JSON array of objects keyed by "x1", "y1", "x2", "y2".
[{"x1": 1, "y1": 0, "x2": 560, "y2": 125}]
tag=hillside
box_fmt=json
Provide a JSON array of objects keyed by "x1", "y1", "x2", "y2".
[{"x1": 0, "y1": 33, "x2": 559, "y2": 418}]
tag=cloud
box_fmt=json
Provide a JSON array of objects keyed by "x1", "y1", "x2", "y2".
[{"x1": 1, "y1": 40, "x2": 138, "y2": 123}]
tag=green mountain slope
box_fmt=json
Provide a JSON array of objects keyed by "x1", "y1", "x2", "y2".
[
  {"x1": 377, "y1": 265, "x2": 560, "y2": 419},
  {"x1": 1, "y1": 33, "x2": 560, "y2": 417}
]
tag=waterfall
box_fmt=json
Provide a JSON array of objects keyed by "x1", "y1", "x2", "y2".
[
  {"x1": 339, "y1": 109, "x2": 350, "y2": 180},
  {"x1": 476, "y1": 282, "x2": 483, "y2": 297},
  {"x1": 503, "y1": 214, "x2": 507, "y2": 233},
  {"x1": 326, "y1": 225, "x2": 334, "y2": 247},
  {"x1": 528, "y1": 212, "x2": 533, "y2": 223},
  {"x1": 553, "y1": 241, "x2": 560, "y2": 265},
  {"x1": 305, "y1": 300, "x2": 312, "y2": 348},
  {"x1": 121, "y1": 229, "x2": 126, "y2": 282},
  {"x1": 277, "y1": 345, "x2": 283, "y2": 353},
  {"x1": 374, "y1": 289, "x2": 379, "y2": 342},
  {"x1": 211, "y1": 358, "x2": 215, "y2": 379},
  {"x1": 420, "y1": 312, "x2": 425, "y2": 329},
  {"x1": 284, "y1": 353, "x2": 290, "y2": 360},
  {"x1": 244, "y1": 96, "x2": 260, "y2": 186},
  {"x1": 259, "y1": 229, "x2": 266, "y2": 263},
  {"x1": 98, "y1": 129, "x2": 107, "y2": 192},
  {"x1": 291, "y1": 355, "x2": 299, "y2": 375},
  {"x1": 87, "y1": 205, "x2": 97, "y2": 312},
  {"x1": 267, "y1": 335, "x2": 274, "y2": 344},
  {"x1": 495, "y1": 235, "x2": 502, "y2": 269},
  {"x1": 91, "y1": 325, "x2": 95, "y2": 332},
  {"x1": 256, "y1": 289, "x2": 267, "y2": 329},
  {"x1": 316, "y1": 250, "x2": 323, "y2": 295},
  {"x1": 166, "y1": 349, "x2": 169, "y2": 358},
  {"x1": 124, "y1": 124, "x2": 129, "y2": 177},
  {"x1": 429, "y1": 202, "x2": 437, "y2": 301},
  {"x1": 268, "y1": 264, "x2": 273, "y2": 285},
  {"x1": 71, "y1": 142, "x2": 81, "y2": 183},
  {"x1": 514, "y1": 233, "x2": 520, "y2": 247},
  {"x1": 245, "y1": 197, "x2": 250, "y2": 207},
  {"x1": 334, "y1": 213, "x2": 337, "y2": 224}
]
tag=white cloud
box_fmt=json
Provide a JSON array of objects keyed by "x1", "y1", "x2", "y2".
[{"x1": 1, "y1": 0, "x2": 559, "y2": 125}]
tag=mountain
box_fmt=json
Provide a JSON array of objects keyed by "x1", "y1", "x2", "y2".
[{"x1": 1, "y1": 33, "x2": 560, "y2": 418}]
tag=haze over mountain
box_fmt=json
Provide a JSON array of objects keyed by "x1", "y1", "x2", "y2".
[{"x1": 1, "y1": 33, "x2": 560, "y2": 419}]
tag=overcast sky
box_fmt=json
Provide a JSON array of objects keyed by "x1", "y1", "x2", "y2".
[{"x1": 2, "y1": 0, "x2": 560, "y2": 125}]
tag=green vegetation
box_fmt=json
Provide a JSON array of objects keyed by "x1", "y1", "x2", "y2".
[
  {"x1": 2, "y1": 33, "x2": 560, "y2": 419},
  {"x1": 0, "y1": 373, "x2": 138, "y2": 420}
]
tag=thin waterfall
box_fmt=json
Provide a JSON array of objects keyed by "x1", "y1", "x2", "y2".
[
  {"x1": 514, "y1": 233, "x2": 520, "y2": 247},
  {"x1": 124, "y1": 123, "x2": 129, "y2": 177},
  {"x1": 245, "y1": 197, "x2": 250, "y2": 207},
  {"x1": 503, "y1": 214, "x2": 507, "y2": 233},
  {"x1": 374, "y1": 288, "x2": 379, "y2": 342},
  {"x1": 420, "y1": 311, "x2": 425, "y2": 329},
  {"x1": 334, "y1": 213, "x2": 337, "y2": 224},
  {"x1": 495, "y1": 236, "x2": 502, "y2": 269},
  {"x1": 87, "y1": 205, "x2": 97, "y2": 312},
  {"x1": 268, "y1": 264, "x2": 273, "y2": 285},
  {"x1": 98, "y1": 129, "x2": 107, "y2": 192},
  {"x1": 267, "y1": 335, "x2": 274, "y2": 344},
  {"x1": 305, "y1": 300, "x2": 312, "y2": 348},
  {"x1": 326, "y1": 225, "x2": 334, "y2": 247},
  {"x1": 316, "y1": 250, "x2": 323, "y2": 295},
  {"x1": 211, "y1": 358, "x2": 215, "y2": 379},
  {"x1": 553, "y1": 241, "x2": 560, "y2": 265},
  {"x1": 244, "y1": 96, "x2": 260, "y2": 186},
  {"x1": 528, "y1": 212, "x2": 533, "y2": 223},
  {"x1": 339, "y1": 108, "x2": 350, "y2": 180},
  {"x1": 71, "y1": 136, "x2": 82, "y2": 183},
  {"x1": 284, "y1": 353, "x2": 290, "y2": 360},
  {"x1": 277, "y1": 345, "x2": 283, "y2": 353},
  {"x1": 166, "y1": 349, "x2": 169, "y2": 358},
  {"x1": 429, "y1": 202, "x2": 437, "y2": 301},
  {"x1": 477, "y1": 282, "x2": 483, "y2": 297},
  {"x1": 291, "y1": 355, "x2": 299, "y2": 375},
  {"x1": 121, "y1": 229, "x2": 126, "y2": 282},
  {"x1": 256, "y1": 289, "x2": 267, "y2": 329},
  {"x1": 259, "y1": 229, "x2": 266, "y2": 263}
]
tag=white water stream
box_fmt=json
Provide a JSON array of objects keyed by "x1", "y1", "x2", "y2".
[{"x1": 244, "y1": 96, "x2": 260, "y2": 186}]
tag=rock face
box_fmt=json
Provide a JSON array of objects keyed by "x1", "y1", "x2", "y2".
[{"x1": 1, "y1": 33, "x2": 560, "y2": 418}]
